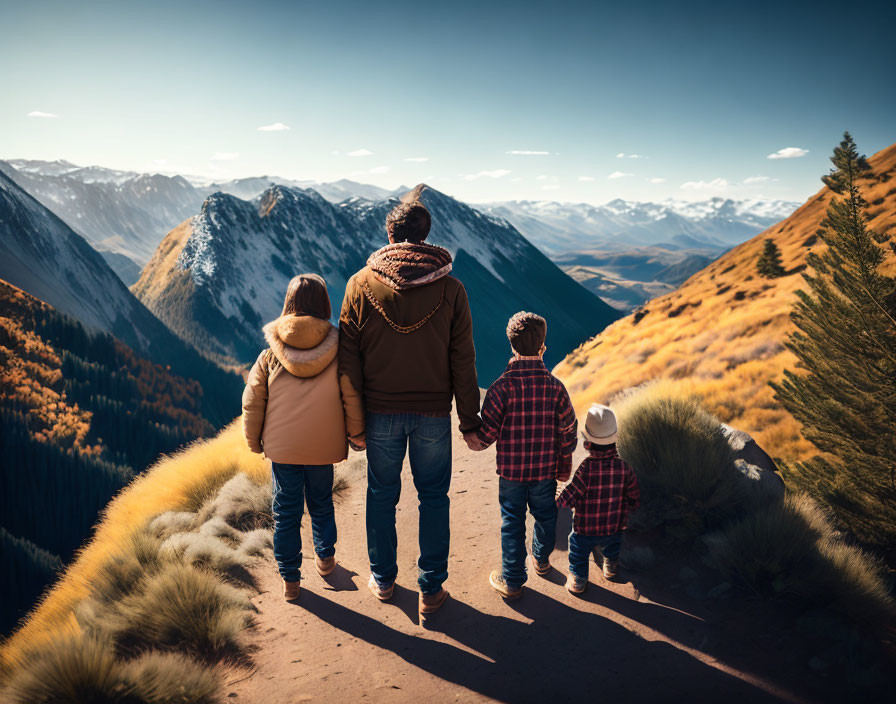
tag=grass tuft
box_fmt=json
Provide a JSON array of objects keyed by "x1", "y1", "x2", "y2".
[
  {"x1": 198, "y1": 472, "x2": 272, "y2": 531},
  {"x1": 614, "y1": 381, "x2": 743, "y2": 538},
  {"x1": 5, "y1": 635, "x2": 219, "y2": 704}
]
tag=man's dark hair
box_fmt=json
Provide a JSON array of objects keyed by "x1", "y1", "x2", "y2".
[
  {"x1": 506, "y1": 311, "x2": 547, "y2": 356},
  {"x1": 386, "y1": 201, "x2": 431, "y2": 243},
  {"x1": 282, "y1": 273, "x2": 331, "y2": 319}
]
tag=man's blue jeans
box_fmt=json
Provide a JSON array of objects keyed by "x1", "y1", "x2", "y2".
[
  {"x1": 271, "y1": 463, "x2": 337, "y2": 582},
  {"x1": 498, "y1": 477, "x2": 558, "y2": 588},
  {"x1": 568, "y1": 530, "x2": 622, "y2": 579},
  {"x1": 365, "y1": 413, "x2": 451, "y2": 595}
]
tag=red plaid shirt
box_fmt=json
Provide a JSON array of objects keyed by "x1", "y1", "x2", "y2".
[
  {"x1": 477, "y1": 358, "x2": 578, "y2": 482},
  {"x1": 557, "y1": 446, "x2": 640, "y2": 536}
]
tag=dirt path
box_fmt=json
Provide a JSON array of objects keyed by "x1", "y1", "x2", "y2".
[{"x1": 226, "y1": 434, "x2": 820, "y2": 703}]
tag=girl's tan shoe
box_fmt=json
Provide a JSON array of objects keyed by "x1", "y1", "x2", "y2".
[{"x1": 283, "y1": 579, "x2": 301, "y2": 601}]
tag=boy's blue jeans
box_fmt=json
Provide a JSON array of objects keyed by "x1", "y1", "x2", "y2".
[
  {"x1": 271, "y1": 463, "x2": 337, "y2": 582},
  {"x1": 498, "y1": 477, "x2": 558, "y2": 588},
  {"x1": 568, "y1": 530, "x2": 622, "y2": 578},
  {"x1": 365, "y1": 413, "x2": 452, "y2": 595}
]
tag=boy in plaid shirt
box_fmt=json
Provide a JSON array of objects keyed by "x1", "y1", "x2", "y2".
[
  {"x1": 557, "y1": 403, "x2": 640, "y2": 594},
  {"x1": 474, "y1": 312, "x2": 578, "y2": 600}
]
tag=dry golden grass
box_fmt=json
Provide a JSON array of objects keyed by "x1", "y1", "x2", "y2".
[
  {"x1": 555, "y1": 142, "x2": 896, "y2": 464},
  {"x1": 0, "y1": 421, "x2": 268, "y2": 677}
]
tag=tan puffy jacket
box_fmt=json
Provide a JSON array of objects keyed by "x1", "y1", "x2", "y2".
[{"x1": 241, "y1": 315, "x2": 362, "y2": 465}]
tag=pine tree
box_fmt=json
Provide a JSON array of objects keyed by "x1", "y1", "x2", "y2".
[
  {"x1": 771, "y1": 132, "x2": 896, "y2": 550},
  {"x1": 757, "y1": 238, "x2": 786, "y2": 278}
]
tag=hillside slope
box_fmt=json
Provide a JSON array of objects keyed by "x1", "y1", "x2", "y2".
[
  {"x1": 134, "y1": 184, "x2": 619, "y2": 382},
  {"x1": 0, "y1": 279, "x2": 231, "y2": 633},
  {"x1": 554, "y1": 143, "x2": 896, "y2": 462},
  {"x1": 0, "y1": 171, "x2": 242, "y2": 425}
]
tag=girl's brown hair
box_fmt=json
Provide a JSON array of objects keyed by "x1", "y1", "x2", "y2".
[{"x1": 282, "y1": 274, "x2": 331, "y2": 319}]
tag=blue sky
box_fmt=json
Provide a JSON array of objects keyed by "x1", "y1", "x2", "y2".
[{"x1": 2, "y1": 0, "x2": 893, "y2": 204}]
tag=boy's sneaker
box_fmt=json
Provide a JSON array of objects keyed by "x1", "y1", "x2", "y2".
[
  {"x1": 315, "y1": 555, "x2": 336, "y2": 576},
  {"x1": 419, "y1": 588, "x2": 450, "y2": 615},
  {"x1": 530, "y1": 555, "x2": 551, "y2": 577},
  {"x1": 566, "y1": 573, "x2": 587, "y2": 594},
  {"x1": 488, "y1": 570, "x2": 523, "y2": 600},
  {"x1": 603, "y1": 557, "x2": 619, "y2": 581},
  {"x1": 283, "y1": 579, "x2": 301, "y2": 601},
  {"x1": 368, "y1": 575, "x2": 394, "y2": 601}
]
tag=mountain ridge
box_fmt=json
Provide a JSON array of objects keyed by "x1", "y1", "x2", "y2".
[{"x1": 553, "y1": 142, "x2": 896, "y2": 462}]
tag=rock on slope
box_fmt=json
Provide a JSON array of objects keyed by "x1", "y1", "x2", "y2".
[
  {"x1": 133, "y1": 184, "x2": 620, "y2": 382},
  {"x1": 553, "y1": 142, "x2": 896, "y2": 463}
]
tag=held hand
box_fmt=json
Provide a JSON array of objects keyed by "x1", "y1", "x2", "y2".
[
  {"x1": 349, "y1": 435, "x2": 366, "y2": 452},
  {"x1": 463, "y1": 432, "x2": 484, "y2": 452}
]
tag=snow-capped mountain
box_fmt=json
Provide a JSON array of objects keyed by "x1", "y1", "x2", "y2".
[
  {"x1": 481, "y1": 197, "x2": 799, "y2": 255},
  {"x1": 0, "y1": 160, "x2": 203, "y2": 268},
  {"x1": 133, "y1": 184, "x2": 619, "y2": 382}
]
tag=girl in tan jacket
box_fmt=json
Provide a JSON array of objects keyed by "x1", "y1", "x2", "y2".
[{"x1": 242, "y1": 274, "x2": 361, "y2": 601}]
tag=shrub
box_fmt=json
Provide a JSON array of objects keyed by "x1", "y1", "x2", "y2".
[
  {"x1": 5, "y1": 635, "x2": 219, "y2": 704},
  {"x1": 83, "y1": 562, "x2": 251, "y2": 660},
  {"x1": 160, "y1": 532, "x2": 244, "y2": 572},
  {"x1": 706, "y1": 494, "x2": 894, "y2": 625},
  {"x1": 5, "y1": 635, "x2": 126, "y2": 704},
  {"x1": 613, "y1": 382, "x2": 743, "y2": 538},
  {"x1": 198, "y1": 472, "x2": 272, "y2": 531},
  {"x1": 149, "y1": 511, "x2": 198, "y2": 539},
  {"x1": 121, "y1": 651, "x2": 219, "y2": 703},
  {"x1": 179, "y1": 461, "x2": 242, "y2": 513},
  {"x1": 236, "y1": 529, "x2": 273, "y2": 558}
]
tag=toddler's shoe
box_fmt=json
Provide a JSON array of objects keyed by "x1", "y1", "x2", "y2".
[
  {"x1": 489, "y1": 570, "x2": 523, "y2": 600},
  {"x1": 530, "y1": 555, "x2": 551, "y2": 577},
  {"x1": 316, "y1": 555, "x2": 336, "y2": 576},
  {"x1": 603, "y1": 557, "x2": 619, "y2": 581},
  {"x1": 419, "y1": 588, "x2": 450, "y2": 615},
  {"x1": 565, "y1": 573, "x2": 587, "y2": 594},
  {"x1": 368, "y1": 574, "x2": 395, "y2": 601},
  {"x1": 283, "y1": 579, "x2": 301, "y2": 601}
]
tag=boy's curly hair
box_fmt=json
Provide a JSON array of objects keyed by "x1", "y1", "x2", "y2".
[
  {"x1": 506, "y1": 311, "x2": 547, "y2": 356},
  {"x1": 386, "y1": 201, "x2": 431, "y2": 243}
]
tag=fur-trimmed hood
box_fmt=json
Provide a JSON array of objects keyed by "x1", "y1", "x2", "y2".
[
  {"x1": 367, "y1": 242, "x2": 452, "y2": 291},
  {"x1": 262, "y1": 315, "x2": 337, "y2": 378}
]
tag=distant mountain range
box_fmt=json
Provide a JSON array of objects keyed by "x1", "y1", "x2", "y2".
[
  {"x1": 480, "y1": 197, "x2": 799, "y2": 254},
  {"x1": 0, "y1": 159, "x2": 798, "y2": 289},
  {"x1": 133, "y1": 184, "x2": 619, "y2": 383}
]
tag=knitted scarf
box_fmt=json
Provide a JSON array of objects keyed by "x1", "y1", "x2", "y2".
[{"x1": 367, "y1": 242, "x2": 453, "y2": 291}]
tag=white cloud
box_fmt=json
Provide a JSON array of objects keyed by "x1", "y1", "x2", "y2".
[
  {"x1": 680, "y1": 177, "x2": 729, "y2": 191},
  {"x1": 463, "y1": 169, "x2": 511, "y2": 181},
  {"x1": 744, "y1": 175, "x2": 773, "y2": 184},
  {"x1": 404, "y1": 157, "x2": 429, "y2": 162},
  {"x1": 506, "y1": 150, "x2": 550, "y2": 155},
  {"x1": 510, "y1": 177, "x2": 523, "y2": 182},
  {"x1": 369, "y1": 165, "x2": 390, "y2": 174},
  {"x1": 535, "y1": 174, "x2": 548, "y2": 181},
  {"x1": 542, "y1": 184, "x2": 561, "y2": 191},
  {"x1": 767, "y1": 147, "x2": 808, "y2": 160},
  {"x1": 347, "y1": 148, "x2": 374, "y2": 157},
  {"x1": 257, "y1": 122, "x2": 290, "y2": 132},
  {"x1": 27, "y1": 110, "x2": 57, "y2": 118},
  {"x1": 211, "y1": 152, "x2": 239, "y2": 161},
  {"x1": 616, "y1": 152, "x2": 645, "y2": 159},
  {"x1": 648, "y1": 177, "x2": 666, "y2": 184},
  {"x1": 578, "y1": 176, "x2": 596, "y2": 182},
  {"x1": 608, "y1": 171, "x2": 633, "y2": 180}
]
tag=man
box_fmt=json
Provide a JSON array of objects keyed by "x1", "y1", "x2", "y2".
[{"x1": 339, "y1": 196, "x2": 481, "y2": 615}]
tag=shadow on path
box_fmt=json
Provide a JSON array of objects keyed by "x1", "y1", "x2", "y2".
[{"x1": 296, "y1": 588, "x2": 785, "y2": 702}]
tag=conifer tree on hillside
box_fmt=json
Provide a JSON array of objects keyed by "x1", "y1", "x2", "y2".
[
  {"x1": 772, "y1": 132, "x2": 896, "y2": 550},
  {"x1": 756, "y1": 238, "x2": 786, "y2": 278}
]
